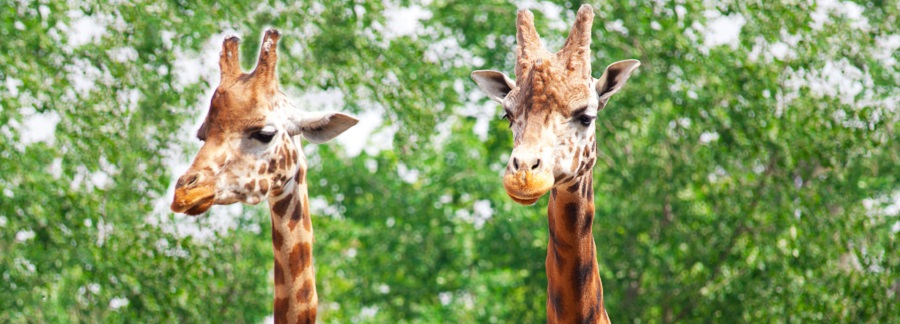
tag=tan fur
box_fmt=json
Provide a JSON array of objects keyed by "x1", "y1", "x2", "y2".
[
  {"x1": 472, "y1": 4, "x2": 640, "y2": 323},
  {"x1": 171, "y1": 30, "x2": 320, "y2": 324}
]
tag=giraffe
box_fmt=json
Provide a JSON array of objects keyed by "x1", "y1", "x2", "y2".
[
  {"x1": 470, "y1": 5, "x2": 640, "y2": 323},
  {"x1": 169, "y1": 29, "x2": 358, "y2": 323}
]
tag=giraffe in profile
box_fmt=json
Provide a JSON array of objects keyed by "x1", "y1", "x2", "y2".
[
  {"x1": 170, "y1": 29, "x2": 358, "y2": 323},
  {"x1": 471, "y1": 5, "x2": 640, "y2": 323}
]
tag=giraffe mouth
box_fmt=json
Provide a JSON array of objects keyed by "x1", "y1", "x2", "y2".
[
  {"x1": 503, "y1": 170, "x2": 554, "y2": 206},
  {"x1": 171, "y1": 186, "x2": 216, "y2": 216},
  {"x1": 507, "y1": 194, "x2": 541, "y2": 205}
]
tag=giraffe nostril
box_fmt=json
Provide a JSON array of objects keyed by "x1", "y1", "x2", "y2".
[
  {"x1": 532, "y1": 159, "x2": 541, "y2": 170},
  {"x1": 186, "y1": 174, "x2": 199, "y2": 187},
  {"x1": 513, "y1": 158, "x2": 520, "y2": 170}
]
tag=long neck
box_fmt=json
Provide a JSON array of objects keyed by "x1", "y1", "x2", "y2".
[
  {"x1": 267, "y1": 163, "x2": 317, "y2": 324},
  {"x1": 546, "y1": 173, "x2": 609, "y2": 324}
]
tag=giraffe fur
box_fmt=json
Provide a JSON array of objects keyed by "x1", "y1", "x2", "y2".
[{"x1": 471, "y1": 4, "x2": 640, "y2": 323}]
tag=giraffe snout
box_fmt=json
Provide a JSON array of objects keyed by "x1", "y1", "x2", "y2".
[
  {"x1": 176, "y1": 174, "x2": 197, "y2": 189},
  {"x1": 503, "y1": 150, "x2": 554, "y2": 205},
  {"x1": 511, "y1": 156, "x2": 542, "y2": 172},
  {"x1": 508, "y1": 150, "x2": 545, "y2": 173},
  {"x1": 171, "y1": 171, "x2": 217, "y2": 215},
  {"x1": 175, "y1": 172, "x2": 206, "y2": 190}
]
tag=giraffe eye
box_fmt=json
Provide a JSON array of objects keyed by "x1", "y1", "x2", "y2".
[
  {"x1": 251, "y1": 127, "x2": 277, "y2": 143},
  {"x1": 501, "y1": 109, "x2": 513, "y2": 127},
  {"x1": 577, "y1": 114, "x2": 597, "y2": 127}
]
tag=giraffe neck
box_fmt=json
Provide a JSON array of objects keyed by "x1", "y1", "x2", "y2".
[
  {"x1": 546, "y1": 173, "x2": 609, "y2": 324},
  {"x1": 267, "y1": 163, "x2": 317, "y2": 324}
]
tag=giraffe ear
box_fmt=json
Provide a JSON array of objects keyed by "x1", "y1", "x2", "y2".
[
  {"x1": 289, "y1": 111, "x2": 359, "y2": 144},
  {"x1": 471, "y1": 70, "x2": 516, "y2": 103},
  {"x1": 595, "y1": 59, "x2": 641, "y2": 105}
]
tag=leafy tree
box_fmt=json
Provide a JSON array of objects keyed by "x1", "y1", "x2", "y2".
[{"x1": 1, "y1": 0, "x2": 897, "y2": 322}]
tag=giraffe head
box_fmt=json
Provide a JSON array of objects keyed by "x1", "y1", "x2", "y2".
[
  {"x1": 471, "y1": 5, "x2": 639, "y2": 205},
  {"x1": 171, "y1": 30, "x2": 358, "y2": 215}
]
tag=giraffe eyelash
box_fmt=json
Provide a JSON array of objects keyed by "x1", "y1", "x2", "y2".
[
  {"x1": 250, "y1": 126, "x2": 277, "y2": 143},
  {"x1": 501, "y1": 109, "x2": 513, "y2": 127},
  {"x1": 576, "y1": 114, "x2": 597, "y2": 127}
]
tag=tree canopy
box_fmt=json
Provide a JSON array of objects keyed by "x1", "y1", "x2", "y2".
[{"x1": 1, "y1": 0, "x2": 898, "y2": 322}]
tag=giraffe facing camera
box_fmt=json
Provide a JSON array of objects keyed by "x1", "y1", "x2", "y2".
[{"x1": 471, "y1": 5, "x2": 640, "y2": 323}]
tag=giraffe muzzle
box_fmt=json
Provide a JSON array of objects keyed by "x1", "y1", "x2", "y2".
[
  {"x1": 171, "y1": 172, "x2": 217, "y2": 215},
  {"x1": 171, "y1": 185, "x2": 216, "y2": 215},
  {"x1": 503, "y1": 169, "x2": 554, "y2": 205}
]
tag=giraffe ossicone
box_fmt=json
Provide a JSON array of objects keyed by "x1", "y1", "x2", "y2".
[
  {"x1": 471, "y1": 4, "x2": 639, "y2": 323},
  {"x1": 170, "y1": 29, "x2": 357, "y2": 323}
]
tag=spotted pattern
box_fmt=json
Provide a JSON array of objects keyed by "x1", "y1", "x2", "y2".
[
  {"x1": 494, "y1": 6, "x2": 617, "y2": 324},
  {"x1": 172, "y1": 30, "x2": 328, "y2": 324},
  {"x1": 545, "y1": 174, "x2": 606, "y2": 324}
]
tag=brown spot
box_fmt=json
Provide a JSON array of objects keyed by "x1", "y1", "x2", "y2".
[
  {"x1": 273, "y1": 297, "x2": 289, "y2": 322},
  {"x1": 572, "y1": 146, "x2": 582, "y2": 167},
  {"x1": 273, "y1": 257, "x2": 285, "y2": 285},
  {"x1": 584, "y1": 177, "x2": 593, "y2": 198},
  {"x1": 548, "y1": 208, "x2": 560, "y2": 243},
  {"x1": 295, "y1": 167, "x2": 306, "y2": 184},
  {"x1": 296, "y1": 279, "x2": 315, "y2": 301},
  {"x1": 554, "y1": 173, "x2": 566, "y2": 184},
  {"x1": 273, "y1": 174, "x2": 283, "y2": 185},
  {"x1": 268, "y1": 159, "x2": 277, "y2": 173},
  {"x1": 287, "y1": 210, "x2": 298, "y2": 230},
  {"x1": 585, "y1": 306, "x2": 597, "y2": 324},
  {"x1": 244, "y1": 181, "x2": 256, "y2": 192},
  {"x1": 259, "y1": 179, "x2": 270, "y2": 194},
  {"x1": 550, "y1": 290, "x2": 564, "y2": 318},
  {"x1": 272, "y1": 223, "x2": 284, "y2": 248},
  {"x1": 289, "y1": 198, "x2": 305, "y2": 230},
  {"x1": 302, "y1": 196, "x2": 312, "y2": 232},
  {"x1": 258, "y1": 164, "x2": 266, "y2": 175},
  {"x1": 564, "y1": 202, "x2": 579, "y2": 234},
  {"x1": 289, "y1": 242, "x2": 312, "y2": 279},
  {"x1": 270, "y1": 188, "x2": 284, "y2": 197},
  {"x1": 297, "y1": 306, "x2": 317, "y2": 324},
  {"x1": 574, "y1": 261, "x2": 596, "y2": 295},
  {"x1": 550, "y1": 234, "x2": 564, "y2": 265},
  {"x1": 582, "y1": 209, "x2": 594, "y2": 236},
  {"x1": 567, "y1": 182, "x2": 580, "y2": 193},
  {"x1": 272, "y1": 194, "x2": 293, "y2": 216},
  {"x1": 284, "y1": 148, "x2": 292, "y2": 166}
]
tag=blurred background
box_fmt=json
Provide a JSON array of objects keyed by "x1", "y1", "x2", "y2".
[{"x1": 1, "y1": 0, "x2": 898, "y2": 322}]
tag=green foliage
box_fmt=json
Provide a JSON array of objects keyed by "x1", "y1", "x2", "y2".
[{"x1": 1, "y1": 0, "x2": 897, "y2": 323}]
